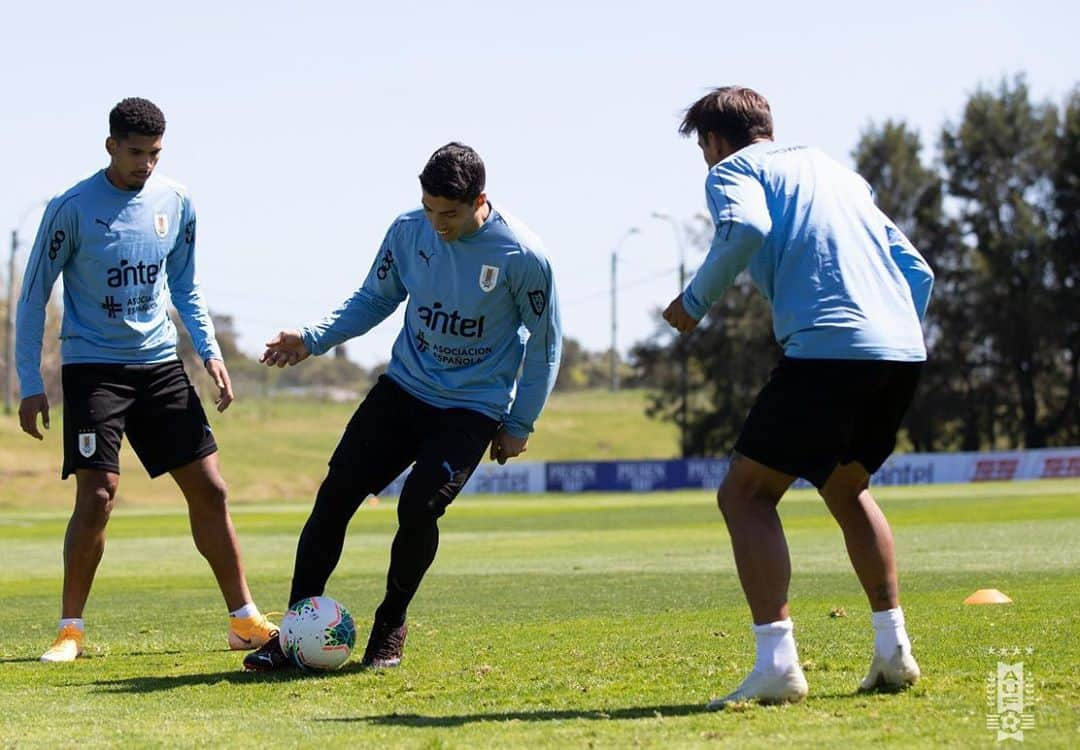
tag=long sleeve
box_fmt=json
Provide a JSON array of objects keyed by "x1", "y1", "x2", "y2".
[
  {"x1": 15, "y1": 196, "x2": 77, "y2": 397},
  {"x1": 682, "y1": 166, "x2": 771, "y2": 320},
  {"x1": 301, "y1": 230, "x2": 407, "y2": 356},
  {"x1": 503, "y1": 251, "x2": 561, "y2": 438},
  {"x1": 879, "y1": 210, "x2": 934, "y2": 322},
  {"x1": 166, "y1": 195, "x2": 222, "y2": 362}
]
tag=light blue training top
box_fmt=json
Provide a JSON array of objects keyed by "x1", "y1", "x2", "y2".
[
  {"x1": 17, "y1": 170, "x2": 220, "y2": 397},
  {"x1": 682, "y1": 141, "x2": 934, "y2": 361},
  {"x1": 301, "y1": 204, "x2": 562, "y2": 438}
]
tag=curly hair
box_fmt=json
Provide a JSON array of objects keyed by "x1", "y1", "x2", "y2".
[
  {"x1": 679, "y1": 86, "x2": 772, "y2": 149},
  {"x1": 109, "y1": 97, "x2": 166, "y2": 140},
  {"x1": 419, "y1": 143, "x2": 486, "y2": 203}
]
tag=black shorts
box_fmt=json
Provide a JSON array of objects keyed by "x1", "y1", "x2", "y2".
[
  {"x1": 61, "y1": 361, "x2": 218, "y2": 479},
  {"x1": 734, "y1": 357, "x2": 923, "y2": 488},
  {"x1": 329, "y1": 375, "x2": 500, "y2": 503}
]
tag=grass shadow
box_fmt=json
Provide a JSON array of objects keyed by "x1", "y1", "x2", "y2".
[
  {"x1": 320, "y1": 689, "x2": 884, "y2": 727},
  {"x1": 91, "y1": 663, "x2": 367, "y2": 693},
  {"x1": 320, "y1": 703, "x2": 714, "y2": 727}
]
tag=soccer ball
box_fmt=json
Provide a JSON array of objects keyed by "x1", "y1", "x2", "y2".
[{"x1": 279, "y1": 596, "x2": 356, "y2": 671}]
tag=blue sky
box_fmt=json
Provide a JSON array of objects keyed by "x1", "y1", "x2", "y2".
[{"x1": 2, "y1": 1, "x2": 1077, "y2": 366}]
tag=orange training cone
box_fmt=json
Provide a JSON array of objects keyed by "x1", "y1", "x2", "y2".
[{"x1": 964, "y1": 589, "x2": 1013, "y2": 605}]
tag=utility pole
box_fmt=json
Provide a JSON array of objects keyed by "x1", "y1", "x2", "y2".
[
  {"x1": 653, "y1": 212, "x2": 691, "y2": 457},
  {"x1": 5, "y1": 230, "x2": 17, "y2": 415},
  {"x1": 609, "y1": 249, "x2": 617, "y2": 391},
  {"x1": 609, "y1": 227, "x2": 639, "y2": 392}
]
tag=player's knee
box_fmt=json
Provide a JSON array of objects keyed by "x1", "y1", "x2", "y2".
[
  {"x1": 716, "y1": 485, "x2": 738, "y2": 520},
  {"x1": 186, "y1": 474, "x2": 229, "y2": 514},
  {"x1": 716, "y1": 472, "x2": 776, "y2": 518},
  {"x1": 819, "y1": 463, "x2": 870, "y2": 511},
  {"x1": 75, "y1": 477, "x2": 118, "y2": 523},
  {"x1": 397, "y1": 492, "x2": 448, "y2": 531},
  {"x1": 394, "y1": 456, "x2": 474, "y2": 531},
  {"x1": 396, "y1": 468, "x2": 455, "y2": 530},
  {"x1": 204, "y1": 478, "x2": 229, "y2": 510},
  {"x1": 716, "y1": 474, "x2": 750, "y2": 516}
]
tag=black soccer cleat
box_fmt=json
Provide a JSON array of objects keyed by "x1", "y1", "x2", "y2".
[
  {"x1": 242, "y1": 630, "x2": 291, "y2": 671},
  {"x1": 360, "y1": 619, "x2": 408, "y2": 668}
]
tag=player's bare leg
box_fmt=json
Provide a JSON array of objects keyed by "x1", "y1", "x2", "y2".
[
  {"x1": 171, "y1": 454, "x2": 275, "y2": 649},
  {"x1": 41, "y1": 469, "x2": 118, "y2": 662},
  {"x1": 709, "y1": 454, "x2": 807, "y2": 707},
  {"x1": 819, "y1": 462, "x2": 898, "y2": 610},
  {"x1": 61, "y1": 469, "x2": 120, "y2": 618},
  {"x1": 717, "y1": 454, "x2": 795, "y2": 624},
  {"x1": 820, "y1": 461, "x2": 919, "y2": 691}
]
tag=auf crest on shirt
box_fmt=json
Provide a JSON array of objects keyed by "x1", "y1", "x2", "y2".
[{"x1": 479, "y1": 264, "x2": 500, "y2": 292}]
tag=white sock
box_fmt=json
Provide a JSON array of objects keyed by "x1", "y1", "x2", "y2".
[
  {"x1": 752, "y1": 618, "x2": 798, "y2": 674},
  {"x1": 229, "y1": 602, "x2": 259, "y2": 619},
  {"x1": 871, "y1": 607, "x2": 911, "y2": 658},
  {"x1": 59, "y1": 618, "x2": 84, "y2": 631}
]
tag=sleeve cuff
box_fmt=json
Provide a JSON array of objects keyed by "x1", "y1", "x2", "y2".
[
  {"x1": 681, "y1": 286, "x2": 708, "y2": 320},
  {"x1": 501, "y1": 418, "x2": 532, "y2": 439},
  {"x1": 300, "y1": 328, "x2": 324, "y2": 357}
]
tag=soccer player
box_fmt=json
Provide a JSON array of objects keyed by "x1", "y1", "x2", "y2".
[
  {"x1": 663, "y1": 87, "x2": 934, "y2": 707},
  {"x1": 243, "y1": 142, "x2": 562, "y2": 671},
  {"x1": 16, "y1": 98, "x2": 276, "y2": 662}
]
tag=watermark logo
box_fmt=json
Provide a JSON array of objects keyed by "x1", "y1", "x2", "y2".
[{"x1": 986, "y1": 647, "x2": 1035, "y2": 742}]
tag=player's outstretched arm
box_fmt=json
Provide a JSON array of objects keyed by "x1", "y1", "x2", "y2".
[
  {"x1": 260, "y1": 330, "x2": 311, "y2": 368},
  {"x1": 18, "y1": 394, "x2": 51, "y2": 440}
]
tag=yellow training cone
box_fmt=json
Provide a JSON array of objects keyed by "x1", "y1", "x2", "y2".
[{"x1": 964, "y1": 589, "x2": 1013, "y2": 605}]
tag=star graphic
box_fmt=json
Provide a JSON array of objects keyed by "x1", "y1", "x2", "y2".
[{"x1": 1025, "y1": 647, "x2": 1034, "y2": 655}]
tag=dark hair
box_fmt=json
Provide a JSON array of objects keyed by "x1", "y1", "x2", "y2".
[
  {"x1": 419, "y1": 142, "x2": 486, "y2": 203},
  {"x1": 109, "y1": 97, "x2": 166, "y2": 140},
  {"x1": 679, "y1": 86, "x2": 773, "y2": 149}
]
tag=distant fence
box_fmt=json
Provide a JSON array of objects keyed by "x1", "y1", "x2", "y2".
[{"x1": 379, "y1": 446, "x2": 1080, "y2": 496}]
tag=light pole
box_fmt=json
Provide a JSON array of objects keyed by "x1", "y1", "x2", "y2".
[
  {"x1": 609, "y1": 226, "x2": 639, "y2": 392},
  {"x1": 5, "y1": 201, "x2": 47, "y2": 415},
  {"x1": 652, "y1": 211, "x2": 690, "y2": 457}
]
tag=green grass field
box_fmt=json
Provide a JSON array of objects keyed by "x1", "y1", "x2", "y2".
[{"x1": 1, "y1": 480, "x2": 1077, "y2": 748}]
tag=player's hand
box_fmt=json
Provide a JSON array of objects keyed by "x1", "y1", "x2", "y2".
[
  {"x1": 261, "y1": 330, "x2": 310, "y2": 368},
  {"x1": 490, "y1": 427, "x2": 528, "y2": 465},
  {"x1": 662, "y1": 294, "x2": 700, "y2": 333},
  {"x1": 205, "y1": 358, "x2": 235, "y2": 412},
  {"x1": 18, "y1": 394, "x2": 50, "y2": 440}
]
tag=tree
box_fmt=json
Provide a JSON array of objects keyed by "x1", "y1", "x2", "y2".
[
  {"x1": 942, "y1": 75, "x2": 1074, "y2": 447},
  {"x1": 554, "y1": 336, "x2": 624, "y2": 391},
  {"x1": 1049, "y1": 87, "x2": 1080, "y2": 444}
]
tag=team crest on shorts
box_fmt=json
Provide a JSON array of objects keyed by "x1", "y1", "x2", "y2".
[
  {"x1": 154, "y1": 213, "x2": 169, "y2": 238},
  {"x1": 78, "y1": 430, "x2": 97, "y2": 458},
  {"x1": 479, "y1": 264, "x2": 500, "y2": 292}
]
